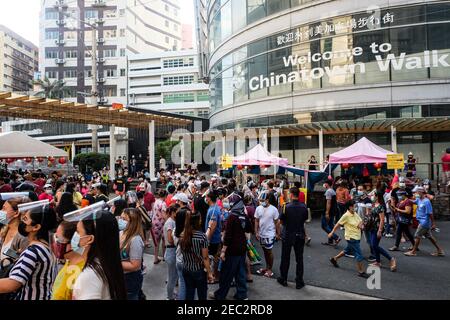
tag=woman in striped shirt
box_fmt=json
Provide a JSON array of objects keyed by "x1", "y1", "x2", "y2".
[
  {"x1": 180, "y1": 209, "x2": 213, "y2": 300},
  {"x1": 0, "y1": 205, "x2": 57, "y2": 300}
]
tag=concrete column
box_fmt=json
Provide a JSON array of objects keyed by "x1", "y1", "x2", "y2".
[
  {"x1": 391, "y1": 125, "x2": 397, "y2": 153},
  {"x1": 180, "y1": 136, "x2": 186, "y2": 170},
  {"x1": 148, "y1": 120, "x2": 156, "y2": 180},
  {"x1": 319, "y1": 129, "x2": 324, "y2": 170},
  {"x1": 221, "y1": 134, "x2": 226, "y2": 157},
  {"x1": 109, "y1": 125, "x2": 116, "y2": 181},
  {"x1": 71, "y1": 141, "x2": 76, "y2": 161}
]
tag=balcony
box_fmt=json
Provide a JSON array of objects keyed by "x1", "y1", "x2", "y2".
[{"x1": 92, "y1": 0, "x2": 107, "y2": 7}]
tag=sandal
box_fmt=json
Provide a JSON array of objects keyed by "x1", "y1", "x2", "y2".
[
  {"x1": 154, "y1": 259, "x2": 161, "y2": 264},
  {"x1": 431, "y1": 251, "x2": 445, "y2": 257},
  {"x1": 263, "y1": 271, "x2": 274, "y2": 278},
  {"x1": 389, "y1": 246, "x2": 399, "y2": 252},
  {"x1": 256, "y1": 268, "x2": 267, "y2": 275},
  {"x1": 404, "y1": 251, "x2": 416, "y2": 256}
]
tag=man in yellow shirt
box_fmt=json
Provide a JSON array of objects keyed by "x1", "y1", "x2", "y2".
[{"x1": 327, "y1": 200, "x2": 369, "y2": 278}]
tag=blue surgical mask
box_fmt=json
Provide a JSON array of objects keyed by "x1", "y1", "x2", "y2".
[
  {"x1": 0, "y1": 211, "x2": 10, "y2": 225},
  {"x1": 118, "y1": 218, "x2": 128, "y2": 231},
  {"x1": 357, "y1": 191, "x2": 364, "y2": 196},
  {"x1": 415, "y1": 194, "x2": 420, "y2": 200},
  {"x1": 261, "y1": 202, "x2": 268, "y2": 207},
  {"x1": 71, "y1": 232, "x2": 87, "y2": 256},
  {"x1": 223, "y1": 202, "x2": 230, "y2": 209}
]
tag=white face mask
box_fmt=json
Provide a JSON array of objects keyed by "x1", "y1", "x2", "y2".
[{"x1": 45, "y1": 189, "x2": 53, "y2": 195}]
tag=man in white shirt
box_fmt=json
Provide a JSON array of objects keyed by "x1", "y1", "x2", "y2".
[{"x1": 255, "y1": 192, "x2": 280, "y2": 278}]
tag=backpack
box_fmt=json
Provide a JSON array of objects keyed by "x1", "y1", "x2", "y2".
[{"x1": 137, "y1": 206, "x2": 152, "y2": 231}]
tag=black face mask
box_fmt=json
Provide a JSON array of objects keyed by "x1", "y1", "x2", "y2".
[{"x1": 18, "y1": 221, "x2": 30, "y2": 237}]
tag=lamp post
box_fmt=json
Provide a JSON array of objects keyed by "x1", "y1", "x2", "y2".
[{"x1": 62, "y1": 10, "x2": 99, "y2": 153}]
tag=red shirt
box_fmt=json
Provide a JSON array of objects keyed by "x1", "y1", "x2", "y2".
[
  {"x1": 38, "y1": 193, "x2": 54, "y2": 208},
  {"x1": 144, "y1": 192, "x2": 156, "y2": 212},
  {"x1": 299, "y1": 191, "x2": 306, "y2": 204},
  {"x1": 165, "y1": 194, "x2": 176, "y2": 207},
  {"x1": 442, "y1": 153, "x2": 450, "y2": 172},
  {"x1": 0, "y1": 184, "x2": 13, "y2": 193}
]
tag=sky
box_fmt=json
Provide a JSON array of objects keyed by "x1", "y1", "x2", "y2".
[{"x1": 0, "y1": 0, "x2": 195, "y2": 47}]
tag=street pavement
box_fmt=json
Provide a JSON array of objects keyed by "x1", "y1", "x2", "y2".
[{"x1": 142, "y1": 218, "x2": 450, "y2": 300}]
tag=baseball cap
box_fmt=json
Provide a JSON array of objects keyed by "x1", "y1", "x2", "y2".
[
  {"x1": 412, "y1": 186, "x2": 425, "y2": 193},
  {"x1": 44, "y1": 184, "x2": 52, "y2": 189},
  {"x1": 173, "y1": 192, "x2": 189, "y2": 204}
]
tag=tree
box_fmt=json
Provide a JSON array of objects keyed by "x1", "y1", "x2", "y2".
[
  {"x1": 32, "y1": 77, "x2": 70, "y2": 99},
  {"x1": 73, "y1": 153, "x2": 109, "y2": 173},
  {"x1": 156, "y1": 140, "x2": 179, "y2": 162}
]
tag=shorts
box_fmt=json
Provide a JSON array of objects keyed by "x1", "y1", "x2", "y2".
[
  {"x1": 208, "y1": 243, "x2": 221, "y2": 256},
  {"x1": 260, "y1": 237, "x2": 275, "y2": 250},
  {"x1": 414, "y1": 225, "x2": 432, "y2": 239},
  {"x1": 344, "y1": 239, "x2": 364, "y2": 262}
]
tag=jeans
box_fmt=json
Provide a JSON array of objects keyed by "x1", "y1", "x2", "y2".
[
  {"x1": 214, "y1": 255, "x2": 247, "y2": 300},
  {"x1": 336, "y1": 203, "x2": 346, "y2": 224},
  {"x1": 384, "y1": 211, "x2": 392, "y2": 234},
  {"x1": 164, "y1": 248, "x2": 177, "y2": 300},
  {"x1": 176, "y1": 262, "x2": 186, "y2": 300},
  {"x1": 394, "y1": 223, "x2": 415, "y2": 247},
  {"x1": 124, "y1": 270, "x2": 143, "y2": 300},
  {"x1": 364, "y1": 229, "x2": 376, "y2": 258},
  {"x1": 369, "y1": 230, "x2": 392, "y2": 263},
  {"x1": 344, "y1": 239, "x2": 364, "y2": 262},
  {"x1": 321, "y1": 214, "x2": 338, "y2": 243},
  {"x1": 183, "y1": 269, "x2": 208, "y2": 300},
  {"x1": 279, "y1": 235, "x2": 305, "y2": 285}
]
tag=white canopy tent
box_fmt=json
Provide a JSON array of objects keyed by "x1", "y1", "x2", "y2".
[{"x1": 0, "y1": 131, "x2": 68, "y2": 158}]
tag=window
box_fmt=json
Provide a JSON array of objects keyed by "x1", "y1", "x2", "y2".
[
  {"x1": 85, "y1": 50, "x2": 92, "y2": 58},
  {"x1": 85, "y1": 70, "x2": 92, "y2": 78},
  {"x1": 120, "y1": 48, "x2": 126, "y2": 56},
  {"x1": 104, "y1": 87, "x2": 117, "y2": 96},
  {"x1": 104, "y1": 29, "x2": 117, "y2": 38},
  {"x1": 104, "y1": 49, "x2": 116, "y2": 57},
  {"x1": 165, "y1": 20, "x2": 169, "y2": 28},
  {"x1": 64, "y1": 70, "x2": 77, "y2": 78},
  {"x1": 163, "y1": 92, "x2": 195, "y2": 103},
  {"x1": 45, "y1": 51, "x2": 58, "y2": 59},
  {"x1": 120, "y1": 88, "x2": 126, "y2": 96},
  {"x1": 163, "y1": 57, "x2": 194, "y2": 68},
  {"x1": 267, "y1": 0, "x2": 290, "y2": 15},
  {"x1": 247, "y1": 0, "x2": 266, "y2": 24},
  {"x1": 64, "y1": 31, "x2": 77, "y2": 40},
  {"x1": 163, "y1": 75, "x2": 194, "y2": 85},
  {"x1": 174, "y1": 24, "x2": 178, "y2": 31},
  {"x1": 165, "y1": 4, "x2": 169, "y2": 11},
  {"x1": 174, "y1": 8, "x2": 178, "y2": 16},
  {"x1": 45, "y1": 11, "x2": 58, "y2": 20},
  {"x1": 120, "y1": 69, "x2": 126, "y2": 76},
  {"x1": 45, "y1": 31, "x2": 59, "y2": 40},
  {"x1": 65, "y1": 50, "x2": 77, "y2": 59},
  {"x1": 104, "y1": 10, "x2": 117, "y2": 18},
  {"x1": 120, "y1": 29, "x2": 126, "y2": 37},
  {"x1": 165, "y1": 36, "x2": 170, "y2": 44},
  {"x1": 197, "y1": 91, "x2": 209, "y2": 101},
  {"x1": 105, "y1": 69, "x2": 117, "y2": 77},
  {"x1": 45, "y1": 71, "x2": 57, "y2": 79},
  {"x1": 85, "y1": 10, "x2": 98, "y2": 19},
  {"x1": 232, "y1": 0, "x2": 247, "y2": 33},
  {"x1": 119, "y1": 9, "x2": 125, "y2": 17}
]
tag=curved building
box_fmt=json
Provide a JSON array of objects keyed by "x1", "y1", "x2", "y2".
[{"x1": 196, "y1": 0, "x2": 450, "y2": 178}]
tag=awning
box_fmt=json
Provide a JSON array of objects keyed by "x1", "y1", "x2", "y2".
[
  {"x1": 329, "y1": 137, "x2": 394, "y2": 164},
  {"x1": 0, "y1": 131, "x2": 68, "y2": 158},
  {"x1": 232, "y1": 144, "x2": 289, "y2": 166}
]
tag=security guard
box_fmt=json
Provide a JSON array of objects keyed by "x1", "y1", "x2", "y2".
[{"x1": 277, "y1": 187, "x2": 308, "y2": 289}]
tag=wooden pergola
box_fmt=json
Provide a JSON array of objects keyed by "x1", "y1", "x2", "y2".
[{"x1": 0, "y1": 91, "x2": 192, "y2": 129}]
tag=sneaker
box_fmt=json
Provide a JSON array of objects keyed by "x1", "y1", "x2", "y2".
[
  {"x1": 233, "y1": 295, "x2": 249, "y2": 300},
  {"x1": 306, "y1": 237, "x2": 312, "y2": 246},
  {"x1": 344, "y1": 254, "x2": 355, "y2": 258},
  {"x1": 358, "y1": 272, "x2": 370, "y2": 279},
  {"x1": 389, "y1": 246, "x2": 399, "y2": 251},
  {"x1": 277, "y1": 277, "x2": 288, "y2": 287},
  {"x1": 296, "y1": 282, "x2": 305, "y2": 290},
  {"x1": 367, "y1": 257, "x2": 377, "y2": 262}
]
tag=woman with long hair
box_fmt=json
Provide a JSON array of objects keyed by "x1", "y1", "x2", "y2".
[
  {"x1": 56, "y1": 192, "x2": 78, "y2": 223},
  {"x1": 0, "y1": 204, "x2": 57, "y2": 299},
  {"x1": 164, "y1": 204, "x2": 178, "y2": 300},
  {"x1": 65, "y1": 182, "x2": 83, "y2": 208},
  {"x1": 151, "y1": 189, "x2": 167, "y2": 264},
  {"x1": 51, "y1": 221, "x2": 85, "y2": 300},
  {"x1": 71, "y1": 211, "x2": 127, "y2": 300},
  {"x1": 54, "y1": 180, "x2": 66, "y2": 206},
  {"x1": 179, "y1": 209, "x2": 213, "y2": 300},
  {"x1": 119, "y1": 208, "x2": 145, "y2": 300}
]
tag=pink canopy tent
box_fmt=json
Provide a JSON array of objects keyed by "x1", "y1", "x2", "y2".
[
  {"x1": 329, "y1": 137, "x2": 394, "y2": 164},
  {"x1": 232, "y1": 144, "x2": 289, "y2": 166}
]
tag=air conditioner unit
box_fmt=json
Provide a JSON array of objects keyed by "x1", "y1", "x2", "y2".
[
  {"x1": 54, "y1": 0, "x2": 68, "y2": 8},
  {"x1": 98, "y1": 97, "x2": 108, "y2": 104},
  {"x1": 56, "y1": 20, "x2": 66, "y2": 26},
  {"x1": 95, "y1": 18, "x2": 105, "y2": 24},
  {"x1": 55, "y1": 39, "x2": 65, "y2": 45},
  {"x1": 55, "y1": 58, "x2": 66, "y2": 64},
  {"x1": 93, "y1": 0, "x2": 107, "y2": 7},
  {"x1": 97, "y1": 58, "x2": 106, "y2": 63},
  {"x1": 97, "y1": 38, "x2": 105, "y2": 44},
  {"x1": 97, "y1": 78, "x2": 106, "y2": 83}
]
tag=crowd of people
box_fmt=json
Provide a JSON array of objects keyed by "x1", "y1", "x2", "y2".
[{"x1": 0, "y1": 164, "x2": 446, "y2": 300}]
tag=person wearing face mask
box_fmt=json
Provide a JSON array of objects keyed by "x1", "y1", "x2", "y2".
[
  {"x1": 54, "y1": 180, "x2": 66, "y2": 207},
  {"x1": 51, "y1": 221, "x2": 85, "y2": 300},
  {"x1": 254, "y1": 192, "x2": 280, "y2": 278},
  {"x1": 406, "y1": 152, "x2": 416, "y2": 178},
  {"x1": 151, "y1": 189, "x2": 167, "y2": 264},
  {"x1": 38, "y1": 184, "x2": 55, "y2": 207},
  {"x1": 119, "y1": 208, "x2": 145, "y2": 300},
  {"x1": 193, "y1": 182, "x2": 210, "y2": 233},
  {"x1": 364, "y1": 192, "x2": 397, "y2": 271},
  {"x1": 163, "y1": 205, "x2": 178, "y2": 300},
  {"x1": 328, "y1": 200, "x2": 369, "y2": 278},
  {"x1": 0, "y1": 197, "x2": 30, "y2": 268},
  {"x1": 71, "y1": 211, "x2": 127, "y2": 300},
  {"x1": 321, "y1": 180, "x2": 341, "y2": 246},
  {"x1": 0, "y1": 203, "x2": 57, "y2": 299},
  {"x1": 405, "y1": 187, "x2": 445, "y2": 257},
  {"x1": 389, "y1": 190, "x2": 415, "y2": 252},
  {"x1": 205, "y1": 189, "x2": 222, "y2": 284}
]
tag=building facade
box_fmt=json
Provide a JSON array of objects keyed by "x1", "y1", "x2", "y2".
[
  {"x1": 196, "y1": 0, "x2": 450, "y2": 179},
  {"x1": 181, "y1": 24, "x2": 194, "y2": 49},
  {"x1": 128, "y1": 49, "x2": 210, "y2": 118},
  {"x1": 0, "y1": 25, "x2": 39, "y2": 93}
]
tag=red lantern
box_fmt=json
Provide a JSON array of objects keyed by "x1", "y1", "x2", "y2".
[
  {"x1": 24, "y1": 157, "x2": 33, "y2": 163},
  {"x1": 374, "y1": 162, "x2": 383, "y2": 173},
  {"x1": 58, "y1": 157, "x2": 67, "y2": 165},
  {"x1": 48, "y1": 157, "x2": 55, "y2": 162},
  {"x1": 341, "y1": 163, "x2": 350, "y2": 170},
  {"x1": 236, "y1": 165, "x2": 244, "y2": 170},
  {"x1": 37, "y1": 157, "x2": 44, "y2": 163},
  {"x1": 6, "y1": 158, "x2": 15, "y2": 164}
]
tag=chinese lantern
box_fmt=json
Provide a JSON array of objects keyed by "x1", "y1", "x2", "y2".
[
  {"x1": 58, "y1": 157, "x2": 67, "y2": 165},
  {"x1": 24, "y1": 157, "x2": 33, "y2": 163},
  {"x1": 237, "y1": 165, "x2": 244, "y2": 170},
  {"x1": 37, "y1": 157, "x2": 44, "y2": 163},
  {"x1": 341, "y1": 163, "x2": 350, "y2": 171},
  {"x1": 6, "y1": 158, "x2": 15, "y2": 164},
  {"x1": 374, "y1": 162, "x2": 383, "y2": 173},
  {"x1": 48, "y1": 157, "x2": 55, "y2": 162}
]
